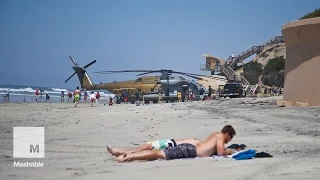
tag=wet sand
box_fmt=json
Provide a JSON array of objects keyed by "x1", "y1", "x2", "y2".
[{"x1": 0, "y1": 96, "x2": 319, "y2": 180}]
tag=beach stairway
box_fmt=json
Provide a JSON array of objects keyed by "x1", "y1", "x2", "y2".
[
  {"x1": 219, "y1": 36, "x2": 284, "y2": 91},
  {"x1": 220, "y1": 62, "x2": 251, "y2": 87},
  {"x1": 228, "y1": 36, "x2": 284, "y2": 69}
]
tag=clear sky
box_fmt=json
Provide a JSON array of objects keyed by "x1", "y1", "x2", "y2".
[{"x1": 1, "y1": 0, "x2": 319, "y2": 88}]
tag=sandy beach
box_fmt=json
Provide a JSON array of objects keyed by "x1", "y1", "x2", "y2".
[{"x1": 0, "y1": 97, "x2": 320, "y2": 180}]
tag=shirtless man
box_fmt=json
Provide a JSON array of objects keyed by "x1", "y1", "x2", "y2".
[
  {"x1": 107, "y1": 138, "x2": 201, "y2": 157},
  {"x1": 116, "y1": 125, "x2": 236, "y2": 162},
  {"x1": 74, "y1": 86, "x2": 81, "y2": 107}
]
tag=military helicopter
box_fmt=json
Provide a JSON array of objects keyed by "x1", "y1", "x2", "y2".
[{"x1": 65, "y1": 56, "x2": 207, "y2": 103}]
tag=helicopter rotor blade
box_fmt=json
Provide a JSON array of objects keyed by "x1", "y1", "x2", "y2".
[
  {"x1": 84, "y1": 60, "x2": 97, "y2": 69},
  {"x1": 93, "y1": 70, "x2": 156, "y2": 74},
  {"x1": 69, "y1": 56, "x2": 78, "y2": 66},
  {"x1": 93, "y1": 72, "x2": 114, "y2": 74},
  {"x1": 182, "y1": 74, "x2": 202, "y2": 80},
  {"x1": 136, "y1": 72, "x2": 152, "y2": 76},
  {"x1": 136, "y1": 71, "x2": 160, "y2": 76},
  {"x1": 169, "y1": 71, "x2": 203, "y2": 80},
  {"x1": 93, "y1": 69, "x2": 203, "y2": 80},
  {"x1": 173, "y1": 71, "x2": 204, "y2": 77},
  {"x1": 65, "y1": 72, "x2": 77, "y2": 83}
]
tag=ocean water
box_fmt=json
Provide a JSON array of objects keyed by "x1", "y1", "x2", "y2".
[{"x1": 0, "y1": 84, "x2": 114, "y2": 103}]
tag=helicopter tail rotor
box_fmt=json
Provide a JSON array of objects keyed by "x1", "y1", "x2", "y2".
[
  {"x1": 69, "y1": 56, "x2": 78, "y2": 66},
  {"x1": 83, "y1": 60, "x2": 97, "y2": 69},
  {"x1": 65, "y1": 56, "x2": 95, "y2": 88},
  {"x1": 65, "y1": 72, "x2": 77, "y2": 83}
]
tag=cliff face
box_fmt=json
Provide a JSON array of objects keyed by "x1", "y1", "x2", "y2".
[
  {"x1": 253, "y1": 43, "x2": 286, "y2": 67},
  {"x1": 234, "y1": 43, "x2": 286, "y2": 86},
  {"x1": 232, "y1": 9, "x2": 319, "y2": 89},
  {"x1": 255, "y1": 43, "x2": 286, "y2": 86}
]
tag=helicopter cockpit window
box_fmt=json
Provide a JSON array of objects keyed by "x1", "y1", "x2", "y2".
[{"x1": 136, "y1": 78, "x2": 142, "y2": 82}]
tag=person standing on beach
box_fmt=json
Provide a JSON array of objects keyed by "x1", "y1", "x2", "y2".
[
  {"x1": 83, "y1": 89, "x2": 88, "y2": 103},
  {"x1": 35, "y1": 89, "x2": 39, "y2": 103},
  {"x1": 67, "y1": 92, "x2": 72, "y2": 102},
  {"x1": 135, "y1": 91, "x2": 140, "y2": 103},
  {"x1": 5, "y1": 89, "x2": 10, "y2": 102},
  {"x1": 199, "y1": 87, "x2": 205, "y2": 101},
  {"x1": 90, "y1": 91, "x2": 96, "y2": 107},
  {"x1": 45, "y1": 92, "x2": 50, "y2": 102},
  {"x1": 61, "y1": 91, "x2": 64, "y2": 102},
  {"x1": 40, "y1": 90, "x2": 43, "y2": 101},
  {"x1": 177, "y1": 91, "x2": 182, "y2": 102},
  {"x1": 208, "y1": 86, "x2": 212, "y2": 99},
  {"x1": 74, "y1": 86, "x2": 81, "y2": 107},
  {"x1": 96, "y1": 91, "x2": 100, "y2": 104},
  {"x1": 122, "y1": 90, "x2": 128, "y2": 104}
]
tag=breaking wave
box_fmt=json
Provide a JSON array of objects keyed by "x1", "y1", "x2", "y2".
[{"x1": 0, "y1": 84, "x2": 114, "y2": 102}]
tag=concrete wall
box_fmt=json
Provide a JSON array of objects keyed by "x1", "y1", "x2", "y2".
[
  {"x1": 202, "y1": 54, "x2": 226, "y2": 68},
  {"x1": 198, "y1": 75, "x2": 228, "y2": 91},
  {"x1": 281, "y1": 17, "x2": 320, "y2": 106}
]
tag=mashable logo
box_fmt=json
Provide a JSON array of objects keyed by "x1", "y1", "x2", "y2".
[{"x1": 13, "y1": 127, "x2": 45, "y2": 158}]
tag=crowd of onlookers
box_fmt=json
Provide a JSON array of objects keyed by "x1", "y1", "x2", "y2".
[
  {"x1": 59, "y1": 89, "x2": 102, "y2": 104},
  {"x1": 262, "y1": 87, "x2": 283, "y2": 96},
  {"x1": 2, "y1": 85, "x2": 284, "y2": 104}
]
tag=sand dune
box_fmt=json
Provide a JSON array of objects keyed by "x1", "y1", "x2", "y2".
[{"x1": 0, "y1": 97, "x2": 319, "y2": 180}]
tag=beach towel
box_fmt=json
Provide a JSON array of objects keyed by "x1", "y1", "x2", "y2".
[
  {"x1": 232, "y1": 149, "x2": 256, "y2": 160},
  {"x1": 180, "y1": 149, "x2": 272, "y2": 161},
  {"x1": 210, "y1": 149, "x2": 243, "y2": 159}
]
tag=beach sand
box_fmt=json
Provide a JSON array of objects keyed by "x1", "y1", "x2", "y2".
[{"x1": 0, "y1": 97, "x2": 320, "y2": 180}]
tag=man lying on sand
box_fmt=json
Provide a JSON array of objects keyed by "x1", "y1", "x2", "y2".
[
  {"x1": 107, "y1": 138, "x2": 202, "y2": 157},
  {"x1": 112, "y1": 125, "x2": 236, "y2": 162}
]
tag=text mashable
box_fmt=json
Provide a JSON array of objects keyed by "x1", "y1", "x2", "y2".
[{"x1": 14, "y1": 161, "x2": 44, "y2": 167}]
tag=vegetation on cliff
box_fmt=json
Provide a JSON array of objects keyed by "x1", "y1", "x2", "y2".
[
  {"x1": 243, "y1": 56, "x2": 285, "y2": 87},
  {"x1": 261, "y1": 56, "x2": 285, "y2": 87},
  {"x1": 299, "y1": 8, "x2": 320, "y2": 20},
  {"x1": 243, "y1": 61, "x2": 263, "y2": 85}
]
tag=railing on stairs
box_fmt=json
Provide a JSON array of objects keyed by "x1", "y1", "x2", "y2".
[
  {"x1": 229, "y1": 36, "x2": 284, "y2": 68},
  {"x1": 219, "y1": 35, "x2": 284, "y2": 88},
  {"x1": 226, "y1": 65, "x2": 250, "y2": 86},
  {"x1": 220, "y1": 63, "x2": 251, "y2": 87},
  {"x1": 209, "y1": 36, "x2": 284, "y2": 89},
  {"x1": 220, "y1": 63, "x2": 234, "y2": 80}
]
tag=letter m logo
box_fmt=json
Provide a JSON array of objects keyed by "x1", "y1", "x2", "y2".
[{"x1": 30, "y1": 145, "x2": 39, "y2": 153}]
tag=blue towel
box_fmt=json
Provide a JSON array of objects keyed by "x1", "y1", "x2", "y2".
[{"x1": 232, "y1": 149, "x2": 256, "y2": 160}]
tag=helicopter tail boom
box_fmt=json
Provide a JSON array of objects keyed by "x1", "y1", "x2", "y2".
[{"x1": 72, "y1": 66, "x2": 94, "y2": 88}]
